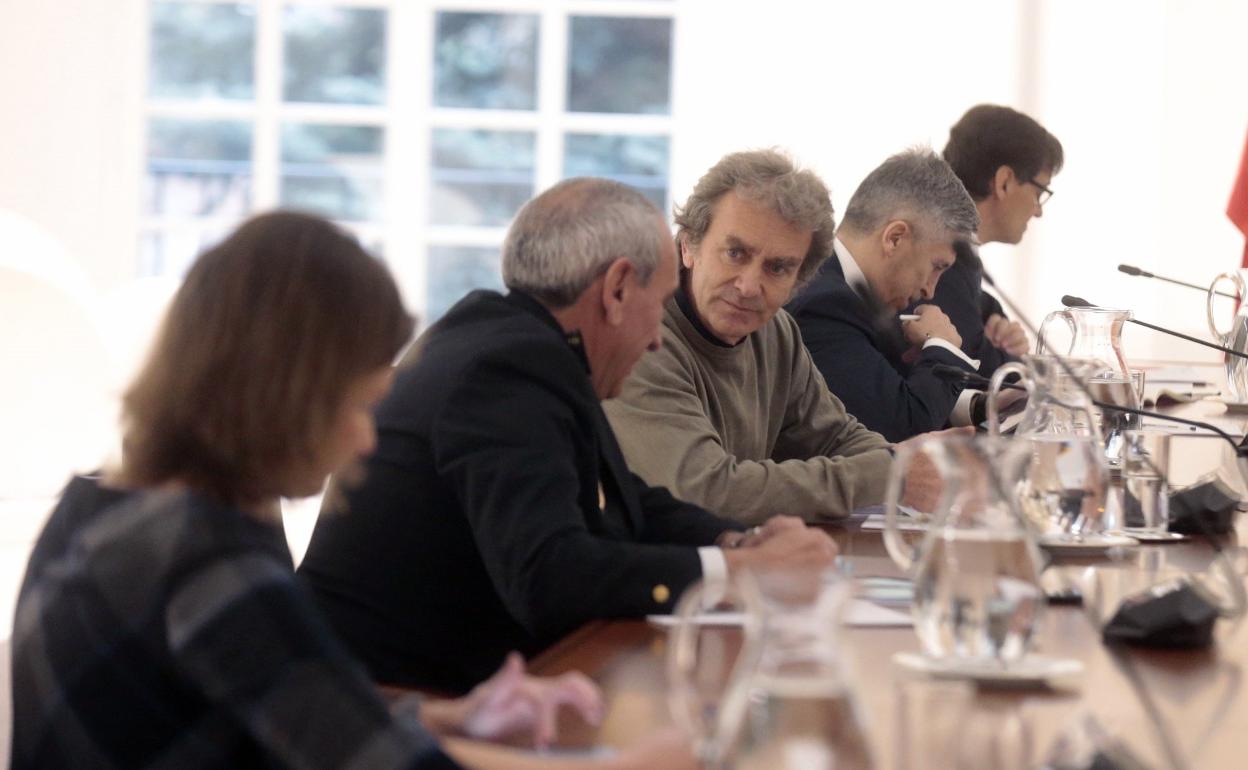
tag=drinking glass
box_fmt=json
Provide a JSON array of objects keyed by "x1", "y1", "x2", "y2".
[
  {"x1": 1122, "y1": 430, "x2": 1171, "y2": 533},
  {"x1": 1128, "y1": 368, "x2": 1146, "y2": 402}
]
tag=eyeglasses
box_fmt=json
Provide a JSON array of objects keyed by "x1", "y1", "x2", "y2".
[{"x1": 1026, "y1": 178, "x2": 1054, "y2": 206}]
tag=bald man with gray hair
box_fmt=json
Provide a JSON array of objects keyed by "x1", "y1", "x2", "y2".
[{"x1": 786, "y1": 148, "x2": 985, "y2": 442}]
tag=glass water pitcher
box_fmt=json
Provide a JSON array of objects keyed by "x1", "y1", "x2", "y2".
[
  {"x1": 1206, "y1": 268, "x2": 1248, "y2": 401},
  {"x1": 882, "y1": 434, "x2": 1046, "y2": 663},
  {"x1": 667, "y1": 569, "x2": 873, "y2": 770},
  {"x1": 986, "y1": 355, "x2": 1113, "y2": 536},
  {"x1": 1037, "y1": 306, "x2": 1142, "y2": 464}
]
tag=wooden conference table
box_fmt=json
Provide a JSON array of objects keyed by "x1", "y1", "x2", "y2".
[{"x1": 526, "y1": 388, "x2": 1248, "y2": 769}]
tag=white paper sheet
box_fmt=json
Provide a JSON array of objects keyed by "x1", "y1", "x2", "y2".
[
  {"x1": 859, "y1": 514, "x2": 925, "y2": 532},
  {"x1": 647, "y1": 598, "x2": 912, "y2": 628}
]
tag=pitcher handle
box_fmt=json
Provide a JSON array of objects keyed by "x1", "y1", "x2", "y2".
[
  {"x1": 1036, "y1": 309, "x2": 1074, "y2": 356},
  {"x1": 1206, "y1": 272, "x2": 1242, "y2": 345},
  {"x1": 882, "y1": 439, "x2": 921, "y2": 573},
  {"x1": 666, "y1": 576, "x2": 765, "y2": 769},
  {"x1": 986, "y1": 362, "x2": 1033, "y2": 437}
]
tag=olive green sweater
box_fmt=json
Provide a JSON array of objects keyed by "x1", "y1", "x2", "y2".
[{"x1": 603, "y1": 297, "x2": 893, "y2": 525}]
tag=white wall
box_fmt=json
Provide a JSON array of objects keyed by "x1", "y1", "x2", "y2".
[
  {"x1": 1027, "y1": 0, "x2": 1248, "y2": 362},
  {"x1": 0, "y1": 0, "x2": 146, "y2": 289},
  {"x1": 0, "y1": 0, "x2": 148, "y2": 496},
  {"x1": 2, "y1": 0, "x2": 1247, "y2": 363},
  {"x1": 672, "y1": 0, "x2": 1248, "y2": 362},
  {"x1": 674, "y1": 0, "x2": 1021, "y2": 211}
]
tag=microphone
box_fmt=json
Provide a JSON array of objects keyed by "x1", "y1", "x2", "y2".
[
  {"x1": 1061, "y1": 295, "x2": 1248, "y2": 361},
  {"x1": 1118, "y1": 263, "x2": 1237, "y2": 299}
]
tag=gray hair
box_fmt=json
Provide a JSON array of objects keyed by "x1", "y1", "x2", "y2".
[
  {"x1": 839, "y1": 147, "x2": 979, "y2": 240},
  {"x1": 674, "y1": 149, "x2": 835, "y2": 286},
  {"x1": 502, "y1": 177, "x2": 665, "y2": 308}
]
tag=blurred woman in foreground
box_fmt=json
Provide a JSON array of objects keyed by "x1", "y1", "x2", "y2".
[{"x1": 10, "y1": 211, "x2": 694, "y2": 770}]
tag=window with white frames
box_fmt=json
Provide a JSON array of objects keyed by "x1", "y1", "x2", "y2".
[{"x1": 142, "y1": 0, "x2": 675, "y2": 323}]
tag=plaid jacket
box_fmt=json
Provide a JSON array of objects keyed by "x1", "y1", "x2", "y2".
[{"x1": 10, "y1": 478, "x2": 461, "y2": 769}]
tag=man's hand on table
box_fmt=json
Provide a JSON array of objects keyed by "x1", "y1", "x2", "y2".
[
  {"x1": 421, "y1": 651, "x2": 603, "y2": 749},
  {"x1": 714, "y1": 514, "x2": 806, "y2": 549},
  {"x1": 721, "y1": 518, "x2": 838, "y2": 574}
]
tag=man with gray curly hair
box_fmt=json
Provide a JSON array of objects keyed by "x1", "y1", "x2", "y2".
[
  {"x1": 604, "y1": 150, "x2": 940, "y2": 524},
  {"x1": 786, "y1": 148, "x2": 984, "y2": 442}
]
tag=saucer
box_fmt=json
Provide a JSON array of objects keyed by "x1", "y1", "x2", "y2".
[
  {"x1": 1038, "y1": 533, "x2": 1138, "y2": 555},
  {"x1": 1105, "y1": 528, "x2": 1189, "y2": 543},
  {"x1": 893, "y1": 652, "x2": 1084, "y2": 689}
]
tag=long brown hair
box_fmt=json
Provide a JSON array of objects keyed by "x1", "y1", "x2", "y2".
[{"x1": 119, "y1": 211, "x2": 414, "y2": 506}]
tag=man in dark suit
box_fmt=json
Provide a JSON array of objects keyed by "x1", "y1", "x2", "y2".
[
  {"x1": 298, "y1": 178, "x2": 837, "y2": 693},
  {"x1": 788, "y1": 149, "x2": 983, "y2": 442},
  {"x1": 926, "y1": 104, "x2": 1065, "y2": 376}
]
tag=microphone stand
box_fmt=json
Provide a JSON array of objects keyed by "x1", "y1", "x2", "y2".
[
  {"x1": 1061, "y1": 295, "x2": 1248, "y2": 361},
  {"x1": 1119, "y1": 263, "x2": 1238, "y2": 300}
]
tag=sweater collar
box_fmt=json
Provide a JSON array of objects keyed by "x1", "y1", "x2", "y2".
[{"x1": 674, "y1": 271, "x2": 743, "y2": 349}]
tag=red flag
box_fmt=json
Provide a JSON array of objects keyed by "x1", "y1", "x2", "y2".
[{"x1": 1231, "y1": 130, "x2": 1248, "y2": 266}]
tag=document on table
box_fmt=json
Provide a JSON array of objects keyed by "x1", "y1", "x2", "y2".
[
  {"x1": 1141, "y1": 414, "x2": 1247, "y2": 437},
  {"x1": 852, "y1": 503, "x2": 926, "y2": 532},
  {"x1": 647, "y1": 598, "x2": 912, "y2": 628},
  {"x1": 1140, "y1": 365, "x2": 1214, "y2": 385}
]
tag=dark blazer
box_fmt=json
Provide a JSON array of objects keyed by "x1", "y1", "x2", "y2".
[
  {"x1": 298, "y1": 290, "x2": 737, "y2": 693},
  {"x1": 787, "y1": 255, "x2": 974, "y2": 442},
  {"x1": 919, "y1": 250, "x2": 1017, "y2": 377}
]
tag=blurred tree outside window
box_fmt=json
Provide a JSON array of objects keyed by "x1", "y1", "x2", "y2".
[
  {"x1": 143, "y1": 0, "x2": 674, "y2": 325},
  {"x1": 435, "y1": 12, "x2": 539, "y2": 111}
]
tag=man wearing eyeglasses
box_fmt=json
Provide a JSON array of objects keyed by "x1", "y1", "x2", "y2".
[{"x1": 926, "y1": 104, "x2": 1064, "y2": 375}]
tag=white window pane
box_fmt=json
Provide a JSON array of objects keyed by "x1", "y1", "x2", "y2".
[
  {"x1": 139, "y1": 225, "x2": 231, "y2": 277},
  {"x1": 280, "y1": 123, "x2": 384, "y2": 222},
  {"x1": 145, "y1": 118, "x2": 252, "y2": 217},
  {"x1": 564, "y1": 133, "x2": 670, "y2": 213},
  {"x1": 567, "y1": 16, "x2": 672, "y2": 115},
  {"x1": 426, "y1": 246, "x2": 503, "y2": 323},
  {"x1": 430, "y1": 129, "x2": 535, "y2": 227},
  {"x1": 434, "y1": 12, "x2": 539, "y2": 111},
  {"x1": 284, "y1": 6, "x2": 386, "y2": 105},
  {"x1": 149, "y1": 1, "x2": 255, "y2": 101}
]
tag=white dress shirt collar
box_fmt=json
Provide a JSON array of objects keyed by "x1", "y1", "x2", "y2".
[{"x1": 833, "y1": 236, "x2": 870, "y2": 295}]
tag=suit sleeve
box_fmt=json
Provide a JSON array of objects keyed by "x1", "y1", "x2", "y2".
[
  {"x1": 928, "y1": 260, "x2": 1017, "y2": 377},
  {"x1": 604, "y1": 333, "x2": 892, "y2": 525},
  {"x1": 794, "y1": 298, "x2": 973, "y2": 443},
  {"x1": 432, "y1": 356, "x2": 707, "y2": 638},
  {"x1": 631, "y1": 472, "x2": 743, "y2": 545}
]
